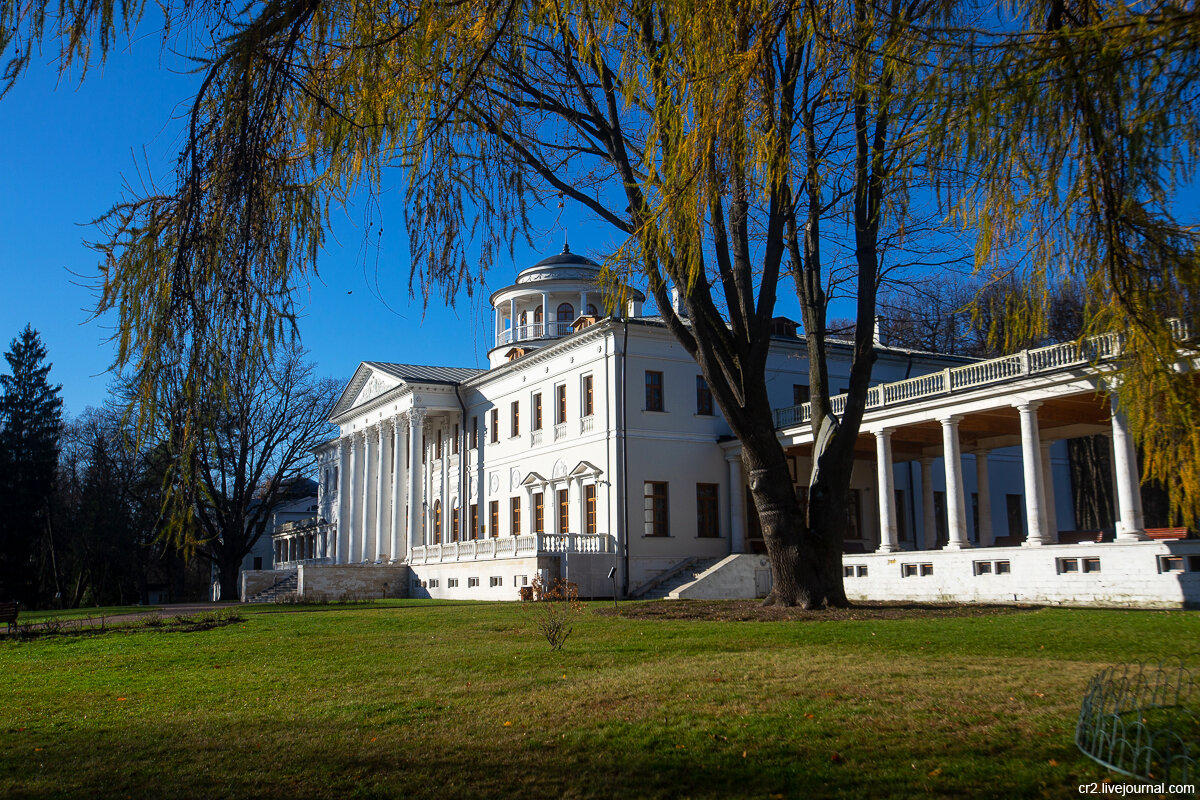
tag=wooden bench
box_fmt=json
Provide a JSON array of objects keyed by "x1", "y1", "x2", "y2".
[
  {"x1": 0, "y1": 602, "x2": 19, "y2": 634},
  {"x1": 1145, "y1": 527, "x2": 1190, "y2": 541}
]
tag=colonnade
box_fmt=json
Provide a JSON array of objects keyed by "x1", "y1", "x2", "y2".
[
  {"x1": 333, "y1": 408, "x2": 432, "y2": 564},
  {"x1": 871, "y1": 400, "x2": 1147, "y2": 553},
  {"x1": 273, "y1": 527, "x2": 329, "y2": 564}
]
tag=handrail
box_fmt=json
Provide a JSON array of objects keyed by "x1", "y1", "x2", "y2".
[{"x1": 773, "y1": 321, "x2": 1194, "y2": 429}]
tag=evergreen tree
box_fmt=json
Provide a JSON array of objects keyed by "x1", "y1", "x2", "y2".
[{"x1": 0, "y1": 325, "x2": 63, "y2": 604}]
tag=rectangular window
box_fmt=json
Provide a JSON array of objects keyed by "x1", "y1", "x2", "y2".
[
  {"x1": 428, "y1": 579, "x2": 438, "y2": 588},
  {"x1": 469, "y1": 504, "x2": 479, "y2": 540},
  {"x1": 974, "y1": 560, "x2": 993, "y2": 575},
  {"x1": 1057, "y1": 558, "x2": 1080, "y2": 574},
  {"x1": 490, "y1": 408, "x2": 499, "y2": 443},
  {"x1": 696, "y1": 483, "x2": 719, "y2": 538},
  {"x1": 645, "y1": 371, "x2": 664, "y2": 411},
  {"x1": 846, "y1": 489, "x2": 862, "y2": 539},
  {"x1": 436, "y1": 429, "x2": 442, "y2": 460},
  {"x1": 1005, "y1": 494, "x2": 1024, "y2": 538},
  {"x1": 557, "y1": 489, "x2": 569, "y2": 534},
  {"x1": 556, "y1": 384, "x2": 567, "y2": 424},
  {"x1": 920, "y1": 563, "x2": 934, "y2": 576},
  {"x1": 468, "y1": 577, "x2": 479, "y2": 588},
  {"x1": 1082, "y1": 557, "x2": 1101, "y2": 573},
  {"x1": 490, "y1": 576, "x2": 503, "y2": 587},
  {"x1": 895, "y1": 490, "x2": 909, "y2": 542},
  {"x1": 1158, "y1": 555, "x2": 1185, "y2": 573},
  {"x1": 534, "y1": 492, "x2": 545, "y2": 534},
  {"x1": 582, "y1": 374, "x2": 594, "y2": 417},
  {"x1": 902, "y1": 563, "x2": 918, "y2": 577},
  {"x1": 856, "y1": 565, "x2": 868, "y2": 577},
  {"x1": 447, "y1": 578, "x2": 459, "y2": 588},
  {"x1": 471, "y1": 416, "x2": 479, "y2": 449},
  {"x1": 793, "y1": 384, "x2": 811, "y2": 405},
  {"x1": 585, "y1": 485, "x2": 597, "y2": 535},
  {"x1": 533, "y1": 393, "x2": 543, "y2": 430},
  {"x1": 995, "y1": 560, "x2": 1011, "y2": 575},
  {"x1": 511, "y1": 400, "x2": 520, "y2": 437},
  {"x1": 510, "y1": 496, "x2": 521, "y2": 537},
  {"x1": 843, "y1": 565, "x2": 854, "y2": 578},
  {"x1": 452, "y1": 424, "x2": 459, "y2": 455},
  {"x1": 644, "y1": 481, "x2": 669, "y2": 537},
  {"x1": 452, "y1": 509, "x2": 460, "y2": 542},
  {"x1": 422, "y1": 434, "x2": 427, "y2": 464},
  {"x1": 489, "y1": 500, "x2": 500, "y2": 538},
  {"x1": 696, "y1": 375, "x2": 713, "y2": 415}
]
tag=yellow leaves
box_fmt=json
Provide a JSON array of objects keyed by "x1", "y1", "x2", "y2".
[{"x1": 504, "y1": 721, "x2": 513, "y2": 727}]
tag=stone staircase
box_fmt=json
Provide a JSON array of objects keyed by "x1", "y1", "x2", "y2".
[
  {"x1": 246, "y1": 572, "x2": 298, "y2": 603},
  {"x1": 636, "y1": 557, "x2": 723, "y2": 601}
]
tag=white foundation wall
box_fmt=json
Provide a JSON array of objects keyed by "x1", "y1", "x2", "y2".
[
  {"x1": 240, "y1": 570, "x2": 292, "y2": 602},
  {"x1": 673, "y1": 541, "x2": 1200, "y2": 608},
  {"x1": 409, "y1": 553, "x2": 618, "y2": 600},
  {"x1": 296, "y1": 564, "x2": 409, "y2": 601}
]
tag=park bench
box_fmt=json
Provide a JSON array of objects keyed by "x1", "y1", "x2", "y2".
[
  {"x1": 0, "y1": 602, "x2": 19, "y2": 633},
  {"x1": 1145, "y1": 527, "x2": 1190, "y2": 541}
]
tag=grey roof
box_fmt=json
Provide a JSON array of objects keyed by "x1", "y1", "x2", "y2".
[{"x1": 364, "y1": 362, "x2": 485, "y2": 385}]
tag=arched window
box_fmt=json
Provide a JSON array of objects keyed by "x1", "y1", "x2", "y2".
[
  {"x1": 519, "y1": 310, "x2": 528, "y2": 327},
  {"x1": 533, "y1": 305, "x2": 544, "y2": 336},
  {"x1": 557, "y1": 303, "x2": 574, "y2": 322},
  {"x1": 433, "y1": 500, "x2": 442, "y2": 544},
  {"x1": 587, "y1": 304, "x2": 598, "y2": 317}
]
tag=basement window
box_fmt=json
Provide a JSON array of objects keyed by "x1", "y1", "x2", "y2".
[
  {"x1": 1082, "y1": 558, "x2": 1101, "y2": 573},
  {"x1": 843, "y1": 566, "x2": 855, "y2": 578},
  {"x1": 468, "y1": 577, "x2": 480, "y2": 588},
  {"x1": 1057, "y1": 558, "x2": 1080, "y2": 574},
  {"x1": 490, "y1": 576, "x2": 503, "y2": 587},
  {"x1": 447, "y1": 578, "x2": 459, "y2": 588},
  {"x1": 1189, "y1": 556, "x2": 1200, "y2": 573},
  {"x1": 974, "y1": 561, "x2": 992, "y2": 575},
  {"x1": 856, "y1": 565, "x2": 868, "y2": 577},
  {"x1": 995, "y1": 560, "x2": 1011, "y2": 574},
  {"x1": 1158, "y1": 555, "x2": 1184, "y2": 574},
  {"x1": 920, "y1": 563, "x2": 934, "y2": 576},
  {"x1": 428, "y1": 579, "x2": 439, "y2": 588}
]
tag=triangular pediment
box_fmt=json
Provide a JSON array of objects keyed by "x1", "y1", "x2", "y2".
[
  {"x1": 569, "y1": 460, "x2": 602, "y2": 478},
  {"x1": 330, "y1": 364, "x2": 404, "y2": 421},
  {"x1": 520, "y1": 471, "x2": 548, "y2": 487}
]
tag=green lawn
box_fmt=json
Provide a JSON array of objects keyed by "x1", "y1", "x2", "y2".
[
  {"x1": 17, "y1": 605, "x2": 158, "y2": 624},
  {"x1": 2, "y1": 601, "x2": 1196, "y2": 799}
]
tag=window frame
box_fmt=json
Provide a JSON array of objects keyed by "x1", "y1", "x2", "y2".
[
  {"x1": 695, "y1": 375, "x2": 713, "y2": 416},
  {"x1": 644, "y1": 481, "x2": 670, "y2": 537},
  {"x1": 696, "y1": 483, "x2": 719, "y2": 538},
  {"x1": 645, "y1": 370, "x2": 664, "y2": 412}
]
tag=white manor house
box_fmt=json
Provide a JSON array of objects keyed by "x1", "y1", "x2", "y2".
[{"x1": 241, "y1": 248, "x2": 1199, "y2": 607}]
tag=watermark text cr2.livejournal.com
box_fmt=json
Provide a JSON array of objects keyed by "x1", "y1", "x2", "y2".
[{"x1": 1078, "y1": 783, "x2": 1195, "y2": 796}]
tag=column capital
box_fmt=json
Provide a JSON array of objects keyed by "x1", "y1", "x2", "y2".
[
  {"x1": 723, "y1": 451, "x2": 743, "y2": 464},
  {"x1": 409, "y1": 407, "x2": 428, "y2": 426},
  {"x1": 1014, "y1": 399, "x2": 1042, "y2": 413},
  {"x1": 938, "y1": 414, "x2": 963, "y2": 426},
  {"x1": 872, "y1": 427, "x2": 895, "y2": 439}
]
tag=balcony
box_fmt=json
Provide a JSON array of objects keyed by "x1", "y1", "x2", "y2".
[
  {"x1": 408, "y1": 533, "x2": 614, "y2": 565},
  {"x1": 496, "y1": 321, "x2": 575, "y2": 348}
]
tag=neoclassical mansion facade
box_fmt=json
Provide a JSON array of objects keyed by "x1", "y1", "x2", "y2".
[{"x1": 244, "y1": 248, "x2": 1199, "y2": 607}]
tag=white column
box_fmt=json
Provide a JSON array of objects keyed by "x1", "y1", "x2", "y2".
[
  {"x1": 579, "y1": 290, "x2": 587, "y2": 315},
  {"x1": 360, "y1": 428, "x2": 375, "y2": 562},
  {"x1": 494, "y1": 306, "x2": 501, "y2": 345},
  {"x1": 874, "y1": 430, "x2": 899, "y2": 553},
  {"x1": 974, "y1": 450, "x2": 994, "y2": 547},
  {"x1": 407, "y1": 410, "x2": 425, "y2": 551},
  {"x1": 541, "y1": 291, "x2": 550, "y2": 334},
  {"x1": 347, "y1": 435, "x2": 361, "y2": 562},
  {"x1": 727, "y1": 453, "x2": 745, "y2": 554},
  {"x1": 920, "y1": 457, "x2": 935, "y2": 550},
  {"x1": 374, "y1": 422, "x2": 388, "y2": 560},
  {"x1": 1040, "y1": 441, "x2": 1058, "y2": 543},
  {"x1": 940, "y1": 416, "x2": 970, "y2": 549},
  {"x1": 391, "y1": 417, "x2": 404, "y2": 560},
  {"x1": 1110, "y1": 407, "x2": 1149, "y2": 541},
  {"x1": 337, "y1": 438, "x2": 350, "y2": 563},
  {"x1": 1017, "y1": 401, "x2": 1049, "y2": 545}
]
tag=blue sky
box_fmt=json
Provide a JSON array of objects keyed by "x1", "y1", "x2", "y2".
[{"x1": 0, "y1": 24, "x2": 640, "y2": 418}]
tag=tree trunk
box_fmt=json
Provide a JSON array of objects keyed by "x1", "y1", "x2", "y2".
[{"x1": 218, "y1": 557, "x2": 241, "y2": 602}]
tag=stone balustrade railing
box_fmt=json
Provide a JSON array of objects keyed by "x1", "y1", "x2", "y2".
[
  {"x1": 408, "y1": 532, "x2": 614, "y2": 565},
  {"x1": 774, "y1": 321, "x2": 1194, "y2": 429}
]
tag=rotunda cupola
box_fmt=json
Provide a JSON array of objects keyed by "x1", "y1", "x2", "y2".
[{"x1": 487, "y1": 244, "x2": 645, "y2": 367}]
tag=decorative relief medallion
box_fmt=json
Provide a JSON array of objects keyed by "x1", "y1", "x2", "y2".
[
  {"x1": 469, "y1": 475, "x2": 478, "y2": 499},
  {"x1": 510, "y1": 467, "x2": 521, "y2": 490},
  {"x1": 552, "y1": 459, "x2": 568, "y2": 479},
  {"x1": 489, "y1": 472, "x2": 500, "y2": 493}
]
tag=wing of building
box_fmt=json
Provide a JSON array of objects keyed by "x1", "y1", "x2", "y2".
[{"x1": 241, "y1": 247, "x2": 1199, "y2": 608}]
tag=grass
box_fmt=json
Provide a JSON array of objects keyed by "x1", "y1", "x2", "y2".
[
  {"x1": 1, "y1": 600, "x2": 1197, "y2": 799},
  {"x1": 16, "y1": 606, "x2": 158, "y2": 624}
]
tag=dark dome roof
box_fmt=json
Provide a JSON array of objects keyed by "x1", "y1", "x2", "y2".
[{"x1": 527, "y1": 243, "x2": 601, "y2": 270}]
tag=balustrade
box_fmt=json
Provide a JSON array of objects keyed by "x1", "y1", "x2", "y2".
[
  {"x1": 403, "y1": 533, "x2": 613, "y2": 564},
  {"x1": 772, "y1": 322, "x2": 1194, "y2": 429}
]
